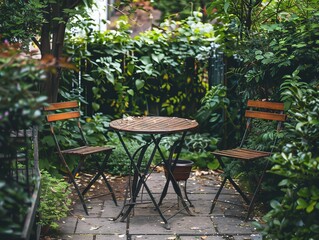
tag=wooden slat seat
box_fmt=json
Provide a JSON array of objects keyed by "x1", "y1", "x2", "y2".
[
  {"x1": 213, "y1": 148, "x2": 271, "y2": 160},
  {"x1": 61, "y1": 146, "x2": 114, "y2": 155}
]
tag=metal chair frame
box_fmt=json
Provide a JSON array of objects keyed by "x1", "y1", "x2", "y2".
[
  {"x1": 44, "y1": 101, "x2": 117, "y2": 215},
  {"x1": 210, "y1": 100, "x2": 286, "y2": 221}
]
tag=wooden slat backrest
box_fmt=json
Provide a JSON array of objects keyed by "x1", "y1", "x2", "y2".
[
  {"x1": 44, "y1": 101, "x2": 81, "y2": 122},
  {"x1": 239, "y1": 100, "x2": 286, "y2": 148},
  {"x1": 245, "y1": 110, "x2": 286, "y2": 122},
  {"x1": 245, "y1": 100, "x2": 286, "y2": 122},
  {"x1": 44, "y1": 101, "x2": 87, "y2": 145},
  {"x1": 43, "y1": 100, "x2": 78, "y2": 111},
  {"x1": 247, "y1": 100, "x2": 284, "y2": 111},
  {"x1": 46, "y1": 111, "x2": 81, "y2": 122}
]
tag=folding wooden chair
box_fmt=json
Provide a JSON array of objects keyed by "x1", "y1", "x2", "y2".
[
  {"x1": 210, "y1": 100, "x2": 286, "y2": 220},
  {"x1": 44, "y1": 101, "x2": 117, "y2": 215}
]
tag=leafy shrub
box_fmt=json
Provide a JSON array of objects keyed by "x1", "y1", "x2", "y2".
[
  {"x1": 231, "y1": 7, "x2": 319, "y2": 100},
  {"x1": 65, "y1": 13, "x2": 216, "y2": 118},
  {"x1": 183, "y1": 133, "x2": 218, "y2": 169},
  {"x1": 0, "y1": 42, "x2": 47, "y2": 136},
  {"x1": 194, "y1": 84, "x2": 230, "y2": 137},
  {"x1": 38, "y1": 171, "x2": 72, "y2": 231},
  {"x1": 107, "y1": 132, "x2": 153, "y2": 176},
  {"x1": 256, "y1": 79, "x2": 319, "y2": 239},
  {"x1": 0, "y1": 42, "x2": 47, "y2": 237},
  {"x1": 0, "y1": 181, "x2": 31, "y2": 238},
  {"x1": 152, "y1": 1, "x2": 208, "y2": 22},
  {"x1": 158, "y1": 133, "x2": 218, "y2": 170}
]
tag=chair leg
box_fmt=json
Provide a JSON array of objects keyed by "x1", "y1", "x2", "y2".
[
  {"x1": 245, "y1": 161, "x2": 269, "y2": 221},
  {"x1": 72, "y1": 158, "x2": 85, "y2": 179},
  {"x1": 214, "y1": 156, "x2": 250, "y2": 208},
  {"x1": 100, "y1": 171, "x2": 118, "y2": 206},
  {"x1": 82, "y1": 153, "x2": 118, "y2": 206},
  {"x1": 67, "y1": 157, "x2": 85, "y2": 184},
  {"x1": 63, "y1": 161, "x2": 89, "y2": 215},
  {"x1": 245, "y1": 188, "x2": 257, "y2": 221},
  {"x1": 58, "y1": 154, "x2": 89, "y2": 215},
  {"x1": 82, "y1": 172, "x2": 100, "y2": 196},
  {"x1": 210, "y1": 177, "x2": 227, "y2": 214},
  {"x1": 69, "y1": 174, "x2": 89, "y2": 215},
  {"x1": 227, "y1": 176, "x2": 250, "y2": 204}
]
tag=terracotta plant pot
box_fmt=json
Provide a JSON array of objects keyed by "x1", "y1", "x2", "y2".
[{"x1": 164, "y1": 159, "x2": 194, "y2": 181}]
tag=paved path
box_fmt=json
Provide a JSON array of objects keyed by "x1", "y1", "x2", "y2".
[{"x1": 55, "y1": 171, "x2": 261, "y2": 240}]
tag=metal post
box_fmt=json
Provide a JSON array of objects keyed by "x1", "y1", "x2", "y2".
[{"x1": 208, "y1": 43, "x2": 224, "y2": 87}]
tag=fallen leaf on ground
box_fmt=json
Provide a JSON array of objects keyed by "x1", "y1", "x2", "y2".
[{"x1": 90, "y1": 226, "x2": 101, "y2": 230}]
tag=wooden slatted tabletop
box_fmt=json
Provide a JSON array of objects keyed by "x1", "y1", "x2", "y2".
[{"x1": 110, "y1": 116, "x2": 198, "y2": 134}]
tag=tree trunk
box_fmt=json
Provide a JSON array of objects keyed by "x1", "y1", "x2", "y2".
[{"x1": 38, "y1": 0, "x2": 81, "y2": 103}]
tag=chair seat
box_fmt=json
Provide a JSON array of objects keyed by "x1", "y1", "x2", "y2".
[
  {"x1": 62, "y1": 146, "x2": 113, "y2": 156},
  {"x1": 213, "y1": 148, "x2": 271, "y2": 161}
]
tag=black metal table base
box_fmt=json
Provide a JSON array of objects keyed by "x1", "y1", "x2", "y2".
[{"x1": 112, "y1": 131, "x2": 192, "y2": 229}]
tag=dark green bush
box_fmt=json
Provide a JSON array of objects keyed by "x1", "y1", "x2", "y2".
[
  {"x1": 256, "y1": 79, "x2": 319, "y2": 239},
  {"x1": 0, "y1": 42, "x2": 47, "y2": 237},
  {"x1": 0, "y1": 181, "x2": 31, "y2": 237},
  {"x1": 65, "y1": 14, "x2": 216, "y2": 118},
  {"x1": 107, "y1": 132, "x2": 153, "y2": 176}
]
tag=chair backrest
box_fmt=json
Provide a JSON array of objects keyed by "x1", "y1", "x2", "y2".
[
  {"x1": 43, "y1": 101, "x2": 87, "y2": 150},
  {"x1": 240, "y1": 100, "x2": 287, "y2": 149}
]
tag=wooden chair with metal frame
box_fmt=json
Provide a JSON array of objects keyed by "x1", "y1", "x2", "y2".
[
  {"x1": 210, "y1": 100, "x2": 286, "y2": 221},
  {"x1": 43, "y1": 101, "x2": 117, "y2": 215}
]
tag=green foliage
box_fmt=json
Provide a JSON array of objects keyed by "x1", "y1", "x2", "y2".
[
  {"x1": 0, "y1": 181, "x2": 32, "y2": 237},
  {"x1": 38, "y1": 170, "x2": 72, "y2": 230},
  {"x1": 183, "y1": 133, "x2": 218, "y2": 169},
  {"x1": 107, "y1": 133, "x2": 152, "y2": 176},
  {"x1": 82, "y1": 113, "x2": 112, "y2": 145},
  {"x1": 0, "y1": 0, "x2": 44, "y2": 47},
  {"x1": 194, "y1": 83, "x2": 244, "y2": 150},
  {"x1": 0, "y1": 42, "x2": 47, "y2": 238},
  {"x1": 159, "y1": 133, "x2": 219, "y2": 170},
  {"x1": 0, "y1": 42, "x2": 47, "y2": 133},
  {"x1": 195, "y1": 84, "x2": 230, "y2": 134},
  {"x1": 152, "y1": 1, "x2": 208, "y2": 22},
  {"x1": 0, "y1": 0, "x2": 96, "y2": 102},
  {"x1": 234, "y1": 9, "x2": 319, "y2": 100},
  {"x1": 256, "y1": 80, "x2": 319, "y2": 239},
  {"x1": 65, "y1": 14, "x2": 216, "y2": 118},
  {"x1": 206, "y1": 0, "x2": 319, "y2": 100}
]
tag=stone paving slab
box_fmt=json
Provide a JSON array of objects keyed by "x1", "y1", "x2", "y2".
[
  {"x1": 129, "y1": 235, "x2": 224, "y2": 240},
  {"x1": 58, "y1": 234, "x2": 94, "y2": 239},
  {"x1": 75, "y1": 217, "x2": 126, "y2": 235},
  {"x1": 58, "y1": 216, "x2": 77, "y2": 234},
  {"x1": 96, "y1": 234, "x2": 128, "y2": 239},
  {"x1": 211, "y1": 216, "x2": 255, "y2": 235},
  {"x1": 128, "y1": 215, "x2": 216, "y2": 235},
  {"x1": 101, "y1": 200, "x2": 127, "y2": 218},
  {"x1": 72, "y1": 201, "x2": 104, "y2": 217},
  {"x1": 130, "y1": 235, "x2": 179, "y2": 240}
]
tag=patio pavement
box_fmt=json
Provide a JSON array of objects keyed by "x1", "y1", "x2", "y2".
[{"x1": 54, "y1": 171, "x2": 262, "y2": 240}]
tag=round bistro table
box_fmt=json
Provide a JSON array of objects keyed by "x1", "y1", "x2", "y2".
[{"x1": 109, "y1": 116, "x2": 198, "y2": 229}]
